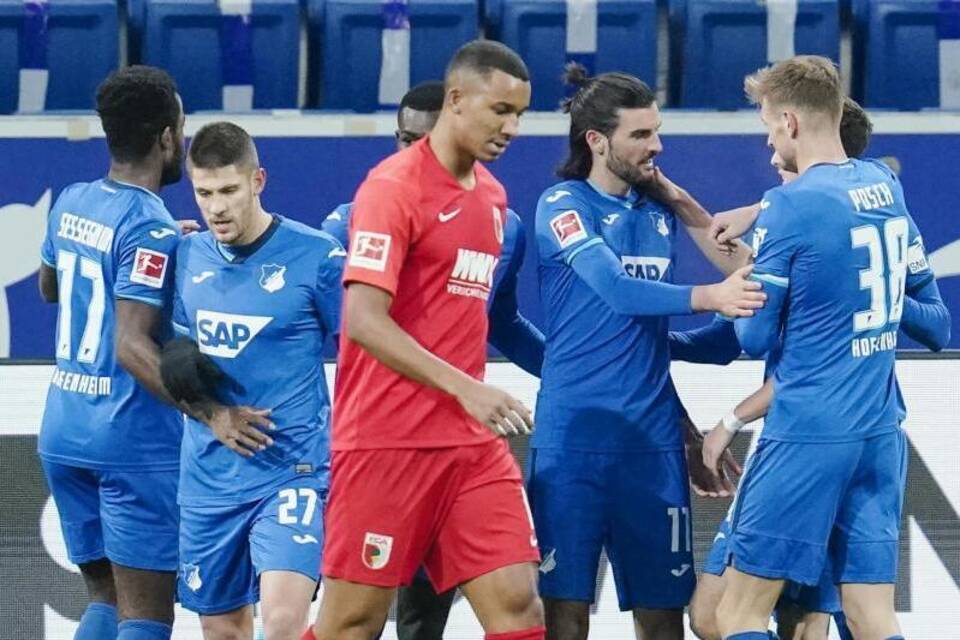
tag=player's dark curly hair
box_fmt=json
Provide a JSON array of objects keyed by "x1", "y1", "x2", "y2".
[
  {"x1": 840, "y1": 97, "x2": 873, "y2": 158},
  {"x1": 445, "y1": 40, "x2": 529, "y2": 83},
  {"x1": 400, "y1": 81, "x2": 445, "y2": 113},
  {"x1": 96, "y1": 65, "x2": 180, "y2": 163},
  {"x1": 558, "y1": 63, "x2": 657, "y2": 180},
  {"x1": 188, "y1": 121, "x2": 259, "y2": 170}
]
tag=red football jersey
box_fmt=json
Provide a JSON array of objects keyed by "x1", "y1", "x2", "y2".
[{"x1": 334, "y1": 138, "x2": 508, "y2": 450}]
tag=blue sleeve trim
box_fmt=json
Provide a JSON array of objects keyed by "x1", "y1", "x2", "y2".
[
  {"x1": 564, "y1": 237, "x2": 604, "y2": 265},
  {"x1": 172, "y1": 322, "x2": 190, "y2": 336},
  {"x1": 751, "y1": 272, "x2": 789, "y2": 288},
  {"x1": 115, "y1": 293, "x2": 163, "y2": 307},
  {"x1": 40, "y1": 256, "x2": 55, "y2": 267}
]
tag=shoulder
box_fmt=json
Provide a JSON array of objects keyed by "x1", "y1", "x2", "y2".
[
  {"x1": 325, "y1": 202, "x2": 353, "y2": 223},
  {"x1": 175, "y1": 230, "x2": 212, "y2": 259},
  {"x1": 536, "y1": 180, "x2": 594, "y2": 217},
  {"x1": 279, "y1": 218, "x2": 346, "y2": 263}
]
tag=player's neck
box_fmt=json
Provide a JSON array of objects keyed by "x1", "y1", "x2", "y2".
[
  {"x1": 428, "y1": 124, "x2": 477, "y2": 189},
  {"x1": 232, "y1": 206, "x2": 273, "y2": 247},
  {"x1": 587, "y1": 167, "x2": 631, "y2": 198},
  {"x1": 107, "y1": 160, "x2": 163, "y2": 195},
  {"x1": 795, "y1": 134, "x2": 848, "y2": 176}
]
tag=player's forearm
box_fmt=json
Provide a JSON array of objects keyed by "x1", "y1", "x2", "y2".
[
  {"x1": 669, "y1": 316, "x2": 741, "y2": 365},
  {"x1": 116, "y1": 333, "x2": 180, "y2": 407},
  {"x1": 664, "y1": 189, "x2": 751, "y2": 276},
  {"x1": 572, "y1": 246, "x2": 694, "y2": 316},
  {"x1": 38, "y1": 263, "x2": 58, "y2": 302},
  {"x1": 347, "y1": 301, "x2": 476, "y2": 396},
  {"x1": 488, "y1": 312, "x2": 545, "y2": 377},
  {"x1": 901, "y1": 280, "x2": 951, "y2": 351},
  {"x1": 733, "y1": 378, "x2": 773, "y2": 423}
]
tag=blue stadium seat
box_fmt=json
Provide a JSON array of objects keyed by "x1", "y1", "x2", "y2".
[
  {"x1": 487, "y1": 0, "x2": 658, "y2": 111},
  {"x1": 0, "y1": 0, "x2": 117, "y2": 114},
  {"x1": 127, "y1": 0, "x2": 147, "y2": 62},
  {"x1": 308, "y1": 0, "x2": 477, "y2": 111},
  {"x1": 143, "y1": 0, "x2": 300, "y2": 112},
  {"x1": 854, "y1": 0, "x2": 948, "y2": 109},
  {"x1": 674, "y1": 0, "x2": 840, "y2": 109}
]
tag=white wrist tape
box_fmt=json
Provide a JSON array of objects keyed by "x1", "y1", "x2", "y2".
[{"x1": 721, "y1": 412, "x2": 745, "y2": 434}]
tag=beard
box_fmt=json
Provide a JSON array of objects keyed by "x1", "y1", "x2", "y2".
[
  {"x1": 605, "y1": 143, "x2": 653, "y2": 188},
  {"x1": 160, "y1": 144, "x2": 184, "y2": 186}
]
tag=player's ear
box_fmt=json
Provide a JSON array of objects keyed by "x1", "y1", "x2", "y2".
[
  {"x1": 448, "y1": 86, "x2": 463, "y2": 115},
  {"x1": 159, "y1": 125, "x2": 174, "y2": 156},
  {"x1": 252, "y1": 167, "x2": 266, "y2": 196},
  {"x1": 785, "y1": 111, "x2": 800, "y2": 139},
  {"x1": 585, "y1": 129, "x2": 606, "y2": 156}
]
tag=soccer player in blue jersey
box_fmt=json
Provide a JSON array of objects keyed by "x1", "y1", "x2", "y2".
[
  {"x1": 529, "y1": 64, "x2": 768, "y2": 640},
  {"x1": 323, "y1": 80, "x2": 544, "y2": 640},
  {"x1": 37, "y1": 66, "x2": 186, "y2": 640},
  {"x1": 164, "y1": 122, "x2": 344, "y2": 640},
  {"x1": 690, "y1": 96, "x2": 876, "y2": 640},
  {"x1": 716, "y1": 56, "x2": 950, "y2": 640}
]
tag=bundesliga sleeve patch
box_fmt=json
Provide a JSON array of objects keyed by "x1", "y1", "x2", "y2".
[
  {"x1": 349, "y1": 231, "x2": 391, "y2": 272},
  {"x1": 908, "y1": 237, "x2": 929, "y2": 274},
  {"x1": 130, "y1": 247, "x2": 169, "y2": 288},
  {"x1": 550, "y1": 210, "x2": 588, "y2": 248}
]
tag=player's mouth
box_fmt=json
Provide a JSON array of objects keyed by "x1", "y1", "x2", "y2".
[
  {"x1": 639, "y1": 158, "x2": 656, "y2": 172},
  {"x1": 488, "y1": 140, "x2": 509, "y2": 154},
  {"x1": 210, "y1": 220, "x2": 233, "y2": 234}
]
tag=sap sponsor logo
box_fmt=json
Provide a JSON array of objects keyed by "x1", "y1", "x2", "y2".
[
  {"x1": 350, "y1": 231, "x2": 391, "y2": 271},
  {"x1": 0, "y1": 189, "x2": 51, "y2": 356},
  {"x1": 448, "y1": 249, "x2": 498, "y2": 300},
  {"x1": 545, "y1": 189, "x2": 572, "y2": 204},
  {"x1": 752, "y1": 227, "x2": 768, "y2": 257},
  {"x1": 908, "y1": 237, "x2": 930, "y2": 275},
  {"x1": 259, "y1": 263, "x2": 286, "y2": 293},
  {"x1": 621, "y1": 256, "x2": 670, "y2": 281},
  {"x1": 550, "y1": 210, "x2": 588, "y2": 248},
  {"x1": 362, "y1": 532, "x2": 393, "y2": 570},
  {"x1": 197, "y1": 310, "x2": 272, "y2": 358},
  {"x1": 130, "y1": 248, "x2": 169, "y2": 288},
  {"x1": 848, "y1": 182, "x2": 895, "y2": 212}
]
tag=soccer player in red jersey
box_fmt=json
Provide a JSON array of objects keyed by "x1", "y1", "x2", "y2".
[{"x1": 304, "y1": 41, "x2": 543, "y2": 640}]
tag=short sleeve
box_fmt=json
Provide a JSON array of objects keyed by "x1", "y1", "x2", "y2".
[
  {"x1": 535, "y1": 186, "x2": 602, "y2": 265},
  {"x1": 114, "y1": 215, "x2": 180, "y2": 307},
  {"x1": 343, "y1": 178, "x2": 417, "y2": 297},
  {"x1": 750, "y1": 189, "x2": 801, "y2": 289},
  {"x1": 321, "y1": 203, "x2": 351, "y2": 249},
  {"x1": 314, "y1": 234, "x2": 347, "y2": 334}
]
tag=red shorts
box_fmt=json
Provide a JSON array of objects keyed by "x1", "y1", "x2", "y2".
[{"x1": 322, "y1": 438, "x2": 540, "y2": 592}]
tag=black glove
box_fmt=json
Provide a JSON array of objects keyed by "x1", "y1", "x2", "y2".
[{"x1": 160, "y1": 337, "x2": 225, "y2": 405}]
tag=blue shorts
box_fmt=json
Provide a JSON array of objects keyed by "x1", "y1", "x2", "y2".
[
  {"x1": 178, "y1": 476, "x2": 327, "y2": 615},
  {"x1": 41, "y1": 459, "x2": 179, "y2": 571},
  {"x1": 728, "y1": 430, "x2": 907, "y2": 586},
  {"x1": 527, "y1": 448, "x2": 695, "y2": 611},
  {"x1": 704, "y1": 513, "x2": 841, "y2": 613}
]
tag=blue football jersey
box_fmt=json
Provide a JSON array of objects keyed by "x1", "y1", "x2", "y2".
[
  {"x1": 38, "y1": 179, "x2": 182, "y2": 470},
  {"x1": 533, "y1": 180, "x2": 683, "y2": 452},
  {"x1": 173, "y1": 217, "x2": 344, "y2": 506},
  {"x1": 740, "y1": 159, "x2": 931, "y2": 442}
]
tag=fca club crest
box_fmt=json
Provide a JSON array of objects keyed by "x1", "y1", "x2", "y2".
[
  {"x1": 260, "y1": 263, "x2": 286, "y2": 293},
  {"x1": 362, "y1": 532, "x2": 393, "y2": 570},
  {"x1": 493, "y1": 206, "x2": 504, "y2": 245}
]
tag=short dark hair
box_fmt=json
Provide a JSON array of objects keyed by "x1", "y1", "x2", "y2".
[
  {"x1": 445, "y1": 40, "x2": 529, "y2": 84},
  {"x1": 188, "y1": 122, "x2": 259, "y2": 170},
  {"x1": 400, "y1": 81, "x2": 445, "y2": 113},
  {"x1": 558, "y1": 63, "x2": 657, "y2": 180},
  {"x1": 839, "y1": 97, "x2": 872, "y2": 158},
  {"x1": 96, "y1": 65, "x2": 180, "y2": 163}
]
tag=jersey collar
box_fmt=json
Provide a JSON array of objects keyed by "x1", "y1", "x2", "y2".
[
  {"x1": 585, "y1": 179, "x2": 642, "y2": 208},
  {"x1": 103, "y1": 178, "x2": 165, "y2": 207},
  {"x1": 216, "y1": 214, "x2": 282, "y2": 263}
]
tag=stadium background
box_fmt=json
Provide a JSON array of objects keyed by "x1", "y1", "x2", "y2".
[{"x1": 1, "y1": 0, "x2": 959, "y2": 638}]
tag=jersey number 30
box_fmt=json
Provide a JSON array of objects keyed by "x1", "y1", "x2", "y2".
[{"x1": 850, "y1": 218, "x2": 908, "y2": 332}]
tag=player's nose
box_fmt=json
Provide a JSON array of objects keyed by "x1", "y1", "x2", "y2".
[{"x1": 500, "y1": 114, "x2": 520, "y2": 138}]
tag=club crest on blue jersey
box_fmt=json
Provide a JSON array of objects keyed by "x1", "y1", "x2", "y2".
[
  {"x1": 182, "y1": 562, "x2": 203, "y2": 592},
  {"x1": 260, "y1": 263, "x2": 286, "y2": 293},
  {"x1": 650, "y1": 212, "x2": 670, "y2": 237}
]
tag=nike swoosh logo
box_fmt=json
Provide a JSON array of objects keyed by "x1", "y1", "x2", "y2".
[
  {"x1": 150, "y1": 228, "x2": 177, "y2": 239},
  {"x1": 191, "y1": 271, "x2": 215, "y2": 284},
  {"x1": 293, "y1": 534, "x2": 319, "y2": 545},
  {"x1": 438, "y1": 208, "x2": 462, "y2": 223},
  {"x1": 671, "y1": 563, "x2": 691, "y2": 577}
]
